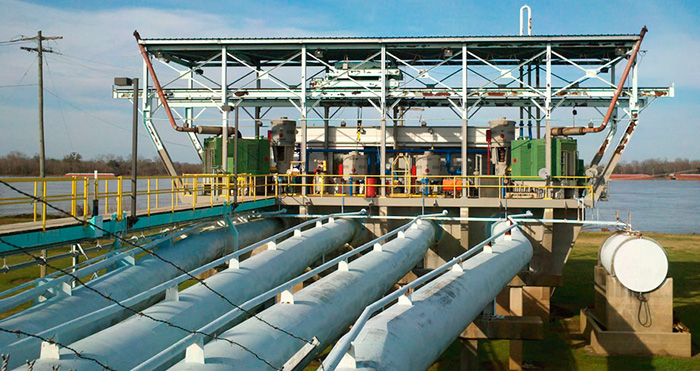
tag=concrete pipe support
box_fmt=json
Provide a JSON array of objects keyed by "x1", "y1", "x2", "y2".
[
  {"x1": 170, "y1": 219, "x2": 439, "y2": 371},
  {"x1": 337, "y1": 221, "x2": 532, "y2": 371},
  {"x1": 0, "y1": 218, "x2": 283, "y2": 369},
  {"x1": 24, "y1": 218, "x2": 360, "y2": 371}
]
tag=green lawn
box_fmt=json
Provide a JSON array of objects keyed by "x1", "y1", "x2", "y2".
[{"x1": 429, "y1": 232, "x2": 700, "y2": 370}]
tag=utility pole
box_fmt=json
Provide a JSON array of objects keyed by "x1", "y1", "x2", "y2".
[
  {"x1": 19, "y1": 30, "x2": 62, "y2": 178},
  {"x1": 20, "y1": 31, "x2": 62, "y2": 278}
]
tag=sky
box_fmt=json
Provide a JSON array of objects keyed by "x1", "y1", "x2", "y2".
[{"x1": 0, "y1": 0, "x2": 697, "y2": 164}]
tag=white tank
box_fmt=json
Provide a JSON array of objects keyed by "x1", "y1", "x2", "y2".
[
  {"x1": 270, "y1": 117, "x2": 296, "y2": 146},
  {"x1": 415, "y1": 151, "x2": 442, "y2": 178},
  {"x1": 342, "y1": 151, "x2": 368, "y2": 177},
  {"x1": 599, "y1": 232, "x2": 668, "y2": 293}
]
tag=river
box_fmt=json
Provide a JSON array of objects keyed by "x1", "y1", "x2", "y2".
[
  {"x1": 586, "y1": 180, "x2": 700, "y2": 234},
  {"x1": 1, "y1": 178, "x2": 698, "y2": 234}
]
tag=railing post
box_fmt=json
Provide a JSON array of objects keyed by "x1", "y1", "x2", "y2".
[
  {"x1": 117, "y1": 176, "x2": 123, "y2": 220},
  {"x1": 71, "y1": 177, "x2": 77, "y2": 217},
  {"x1": 83, "y1": 177, "x2": 89, "y2": 218},
  {"x1": 33, "y1": 181, "x2": 38, "y2": 222},
  {"x1": 171, "y1": 178, "x2": 175, "y2": 213},
  {"x1": 105, "y1": 179, "x2": 109, "y2": 214},
  {"x1": 192, "y1": 176, "x2": 198, "y2": 211},
  {"x1": 147, "y1": 178, "x2": 151, "y2": 216},
  {"x1": 155, "y1": 177, "x2": 159, "y2": 209}
]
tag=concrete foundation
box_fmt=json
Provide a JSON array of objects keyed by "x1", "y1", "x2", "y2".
[{"x1": 580, "y1": 265, "x2": 691, "y2": 357}]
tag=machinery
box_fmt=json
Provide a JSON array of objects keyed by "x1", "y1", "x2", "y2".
[
  {"x1": 203, "y1": 137, "x2": 270, "y2": 175},
  {"x1": 310, "y1": 61, "x2": 403, "y2": 90},
  {"x1": 341, "y1": 151, "x2": 368, "y2": 195},
  {"x1": 270, "y1": 117, "x2": 297, "y2": 174},
  {"x1": 488, "y1": 117, "x2": 516, "y2": 177}
]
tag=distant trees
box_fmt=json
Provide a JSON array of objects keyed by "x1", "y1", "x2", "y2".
[
  {"x1": 614, "y1": 158, "x2": 700, "y2": 175},
  {"x1": 0, "y1": 152, "x2": 201, "y2": 176}
]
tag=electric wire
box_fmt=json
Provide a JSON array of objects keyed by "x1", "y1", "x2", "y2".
[
  {"x1": 0, "y1": 236, "x2": 280, "y2": 370},
  {"x1": 0, "y1": 327, "x2": 113, "y2": 370},
  {"x1": 0, "y1": 180, "x2": 318, "y2": 354},
  {"x1": 39, "y1": 88, "x2": 191, "y2": 149},
  {"x1": 44, "y1": 57, "x2": 75, "y2": 152}
]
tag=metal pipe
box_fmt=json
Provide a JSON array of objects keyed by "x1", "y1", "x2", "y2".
[
  {"x1": 133, "y1": 31, "x2": 197, "y2": 133},
  {"x1": 0, "y1": 218, "x2": 283, "y2": 369},
  {"x1": 170, "y1": 219, "x2": 438, "y2": 370},
  {"x1": 550, "y1": 26, "x2": 647, "y2": 136},
  {"x1": 329, "y1": 220, "x2": 532, "y2": 370},
  {"x1": 27, "y1": 219, "x2": 360, "y2": 371}
]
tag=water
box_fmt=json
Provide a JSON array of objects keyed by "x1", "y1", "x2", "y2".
[{"x1": 587, "y1": 180, "x2": 700, "y2": 234}]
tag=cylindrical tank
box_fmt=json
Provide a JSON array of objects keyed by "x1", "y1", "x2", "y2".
[
  {"x1": 415, "y1": 151, "x2": 442, "y2": 178},
  {"x1": 488, "y1": 117, "x2": 516, "y2": 176},
  {"x1": 342, "y1": 151, "x2": 368, "y2": 178},
  {"x1": 270, "y1": 117, "x2": 296, "y2": 146},
  {"x1": 599, "y1": 232, "x2": 668, "y2": 293},
  {"x1": 365, "y1": 177, "x2": 377, "y2": 197}
]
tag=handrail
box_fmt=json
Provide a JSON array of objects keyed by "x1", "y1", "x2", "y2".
[
  {"x1": 7, "y1": 210, "x2": 366, "y2": 351},
  {"x1": 133, "y1": 210, "x2": 446, "y2": 371},
  {"x1": 322, "y1": 214, "x2": 527, "y2": 370}
]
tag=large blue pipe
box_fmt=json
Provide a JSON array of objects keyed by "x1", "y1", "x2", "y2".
[
  {"x1": 24, "y1": 219, "x2": 360, "y2": 371},
  {"x1": 170, "y1": 220, "x2": 439, "y2": 370},
  {"x1": 335, "y1": 221, "x2": 533, "y2": 370},
  {"x1": 0, "y1": 218, "x2": 283, "y2": 369}
]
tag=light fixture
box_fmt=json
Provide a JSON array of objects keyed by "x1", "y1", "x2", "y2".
[
  {"x1": 314, "y1": 50, "x2": 324, "y2": 58},
  {"x1": 421, "y1": 120, "x2": 427, "y2": 127},
  {"x1": 340, "y1": 120, "x2": 347, "y2": 127},
  {"x1": 443, "y1": 48, "x2": 453, "y2": 58},
  {"x1": 195, "y1": 68, "x2": 204, "y2": 75}
]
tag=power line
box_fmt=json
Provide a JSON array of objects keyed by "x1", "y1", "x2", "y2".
[
  {"x1": 0, "y1": 180, "x2": 316, "y2": 366},
  {"x1": 0, "y1": 235, "x2": 281, "y2": 370},
  {"x1": 44, "y1": 57, "x2": 75, "y2": 152},
  {"x1": 0, "y1": 328, "x2": 113, "y2": 370},
  {"x1": 40, "y1": 88, "x2": 191, "y2": 149}
]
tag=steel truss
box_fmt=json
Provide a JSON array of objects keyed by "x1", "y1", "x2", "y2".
[{"x1": 115, "y1": 34, "x2": 672, "y2": 194}]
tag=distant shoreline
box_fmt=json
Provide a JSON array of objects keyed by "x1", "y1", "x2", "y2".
[{"x1": 611, "y1": 174, "x2": 700, "y2": 180}]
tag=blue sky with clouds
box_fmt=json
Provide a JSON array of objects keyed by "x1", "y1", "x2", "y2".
[{"x1": 0, "y1": 0, "x2": 697, "y2": 163}]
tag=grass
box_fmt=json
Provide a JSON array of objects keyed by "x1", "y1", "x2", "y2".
[
  {"x1": 428, "y1": 232, "x2": 700, "y2": 370},
  {"x1": 1, "y1": 229, "x2": 698, "y2": 369}
]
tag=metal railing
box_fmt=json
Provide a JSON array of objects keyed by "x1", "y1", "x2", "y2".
[
  {"x1": 0, "y1": 173, "x2": 593, "y2": 231},
  {"x1": 0, "y1": 174, "x2": 277, "y2": 230},
  {"x1": 275, "y1": 173, "x2": 593, "y2": 202}
]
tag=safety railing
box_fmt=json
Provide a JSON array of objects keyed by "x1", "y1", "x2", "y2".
[
  {"x1": 0, "y1": 173, "x2": 593, "y2": 231},
  {"x1": 0, "y1": 174, "x2": 277, "y2": 229},
  {"x1": 274, "y1": 173, "x2": 593, "y2": 202}
]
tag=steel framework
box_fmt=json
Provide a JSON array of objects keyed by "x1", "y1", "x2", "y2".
[{"x1": 114, "y1": 32, "x2": 673, "y2": 198}]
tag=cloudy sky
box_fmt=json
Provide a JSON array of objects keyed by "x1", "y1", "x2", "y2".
[{"x1": 0, "y1": 0, "x2": 697, "y2": 164}]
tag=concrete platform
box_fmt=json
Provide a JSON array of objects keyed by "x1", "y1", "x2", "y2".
[{"x1": 580, "y1": 308, "x2": 691, "y2": 357}]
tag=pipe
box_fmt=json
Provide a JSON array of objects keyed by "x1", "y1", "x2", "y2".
[
  {"x1": 133, "y1": 30, "x2": 197, "y2": 133},
  {"x1": 334, "y1": 221, "x2": 532, "y2": 370},
  {"x1": 0, "y1": 218, "x2": 282, "y2": 369},
  {"x1": 519, "y1": 5, "x2": 532, "y2": 36},
  {"x1": 550, "y1": 26, "x2": 647, "y2": 137},
  {"x1": 25, "y1": 219, "x2": 359, "y2": 371},
  {"x1": 170, "y1": 219, "x2": 438, "y2": 370}
]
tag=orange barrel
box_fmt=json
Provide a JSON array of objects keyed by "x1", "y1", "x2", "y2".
[
  {"x1": 366, "y1": 177, "x2": 377, "y2": 197},
  {"x1": 442, "y1": 178, "x2": 463, "y2": 192}
]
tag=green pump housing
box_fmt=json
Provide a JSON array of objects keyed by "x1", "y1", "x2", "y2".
[
  {"x1": 510, "y1": 138, "x2": 584, "y2": 180},
  {"x1": 203, "y1": 137, "x2": 271, "y2": 175}
]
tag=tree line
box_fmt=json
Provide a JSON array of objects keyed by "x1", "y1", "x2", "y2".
[
  {"x1": 614, "y1": 158, "x2": 700, "y2": 175},
  {"x1": 0, "y1": 152, "x2": 201, "y2": 176}
]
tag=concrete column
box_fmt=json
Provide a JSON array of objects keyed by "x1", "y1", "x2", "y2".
[
  {"x1": 509, "y1": 286, "x2": 523, "y2": 371},
  {"x1": 460, "y1": 207, "x2": 470, "y2": 250},
  {"x1": 460, "y1": 339, "x2": 479, "y2": 371}
]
